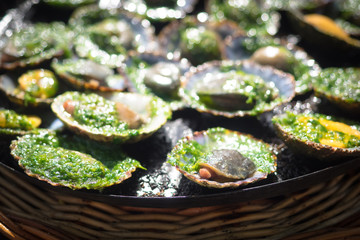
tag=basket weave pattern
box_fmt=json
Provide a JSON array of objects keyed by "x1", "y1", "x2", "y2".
[{"x1": 1, "y1": 164, "x2": 360, "y2": 240}]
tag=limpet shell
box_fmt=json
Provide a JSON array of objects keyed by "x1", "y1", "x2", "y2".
[
  {"x1": 10, "y1": 129, "x2": 144, "y2": 190},
  {"x1": 52, "y1": 58, "x2": 129, "y2": 92},
  {"x1": 287, "y1": 10, "x2": 360, "y2": 55},
  {"x1": 0, "y1": 68, "x2": 70, "y2": 108},
  {"x1": 70, "y1": 4, "x2": 158, "y2": 55},
  {"x1": 158, "y1": 16, "x2": 245, "y2": 66},
  {"x1": 51, "y1": 91, "x2": 172, "y2": 143},
  {"x1": 0, "y1": 109, "x2": 41, "y2": 139},
  {"x1": 312, "y1": 67, "x2": 360, "y2": 115},
  {"x1": 167, "y1": 127, "x2": 277, "y2": 188},
  {"x1": 0, "y1": 22, "x2": 72, "y2": 70},
  {"x1": 225, "y1": 35, "x2": 321, "y2": 94},
  {"x1": 121, "y1": 51, "x2": 191, "y2": 111},
  {"x1": 206, "y1": 0, "x2": 280, "y2": 37},
  {"x1": 180, "y1": 60, "x2": 296, "y2": 118},
  {"x1": 272, "y1": 111, "x2": 360, "y2": 162}
]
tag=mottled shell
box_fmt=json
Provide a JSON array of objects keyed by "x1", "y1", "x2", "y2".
[
  {"x1": 10, "y1": 129, "x2": 144, "y2": 190},
  {"x1": 180, "y1": 60, "x2": 296, "y2": 118},
  {"x1": 272, "y1": 112, "x2": 360, "y2": 162},
  {"x1": 51, "y1": 91, "x2": 171, "y2": 143},
  {"x1": 199, "y1": 149, "x2": 256, "y2": 181},
  {"x1": 167, "y1": 127, "x2": 277, "y2": 188}
]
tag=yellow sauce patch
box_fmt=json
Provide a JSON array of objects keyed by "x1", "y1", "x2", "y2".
[
  {"x1": 297, "y1": 115, "x2": 311, "y2": 124},
  {"x1": 319, "y1": 139, "x2": 346, "y2": 148},
  {"x1": 27, "y1": 116, "x2": 42, "y2": 128},
  {"x1": 297, "y1": 115, "x2": 360, "y2": 148},
  {"x1": 0, "y1": 112, "x2": 5, "y2": 128},
  {"x1": 319, "y1": 118, "x2": 360, "y2": 138},
  {"x1": 304, "y1": 14, "x2": 360, "y2": 46},
  {"x1": 304, "y1": 14, "x2": 350, "y2": 40}
]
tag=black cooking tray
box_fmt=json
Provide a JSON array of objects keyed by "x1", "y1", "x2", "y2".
[{"x1": 1, "y1": 0, "x2": 360, "y2": 209}]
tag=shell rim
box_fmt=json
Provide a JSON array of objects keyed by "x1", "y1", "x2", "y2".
[
  {"x1": 120, "y1": 50, "x2": 192, "y2": 111},
  {"x1": 180, "y1": 59, "x2": 296, "y2": 118},
  {"x1": 272, "y1": 112, "x2": 360, "y2": 159},
  {"x1": 0, "y1": 73, "x2": 58, "y2": 107},
  {"x1": 9, "y1": 130, "x2": 138, "y2": 190},
  {"x1": 157, "y1": 16, "x2": 246, "y2": 62},
  {"x1": 51, "y1": 91, "x2": 172, "y2": 143},
  {"x1": 169, "y1": 127, "x2": 277, "y2": 188},
  {"x1": 69, "y1": 4, "x2": 158, "y2": 54},
  {"x1": 288, "y1": 9, "x2": 360, "y2": 49},
  {"x1": 51, "y1": 58, "x2": 129, "y2": 92}
]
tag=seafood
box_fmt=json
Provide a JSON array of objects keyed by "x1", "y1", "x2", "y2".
[
  {"x1": 0, "y1": 109, "x2": 41, "y2": 138},
  {"x1": 73, "y1": 31, "x2": 127, "y2": 68},
  {"x1": 195, "y1": 71, "x2": 279, "y2": 111},
  {"x1": 206, "y1": 0, "x2": 280, "y2": 37},
  {"x1": 122, "y1": 52, "x2": 191, "y2": 110},
  {"x1": 226, "y1": 35, "x2": 321, "y2": 94},
  {"x1": 143, "y1": 62, "x2": 181, "y2": 98},
  {"x1": 52, "y1": 58, "x2": 128, "y2": 92},
  {"x1": 88, "y1": 18, "x2": 135, "y2": 49},
  {"x1": 250, "y1": 45, "x2": 320, "y2": 94},
  {"x1": 272, "y1": 111, "x2": 360, "y2": 161},
  {"x1": 120, "y1": 0, "x2": 198, "y2": 22},
  {"x1": 0, "y1": 68, "x2": 67, "y2": 107},
  {"x1": 287, "y1": 10, "x2": 360, "y2": 55},
  {"x1": 51, "y1": 91, "x2": 172, "y2": 143},
  {"x1": 198, "y1": 149, "x2": 256, "y2": 182},
  {"x1": 180, "y1": 60, "x2": 295, "y2": 117},
  {"x1": 312, "y1": 67, "x2": 360, "y2": 114},
  {"x1": 158, "y1": 16, "x2": 244, "y2": 66},
  {"x1": 179, "y1": 26, "x2": 225, "y2": 66},
  {"x1": 251, "y1": 46, "x2": 297, "y2": 73},
  {"x1": 167, "y1": 127, "x2": 277, "y2": 188},
  {"x1": 17, "y1": 69, "x2": 58, "y2": 99},
  {"x1": 0, "y1": 22, "x2": 73, "y2": 70},
  {"x1": 69, "y1": 5, "x2": 157, "y2": 67},
  {"x1": 10, "y1": 129, "x2": 144, "y2": 190}
]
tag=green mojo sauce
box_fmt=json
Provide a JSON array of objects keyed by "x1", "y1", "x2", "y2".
[
  {"x1": 55, "y1": 91, "x2": 171, "y2": 143},
  {"x1": 167, "y1": 127, "x2": 276, "y2": 175},
  {"x1": 313, "y1": 67, "x2": 360, "y2": 103},
  {"x1": 209, "y1": 0, "x2": 277, "y2": 37},
  {"x1": 180, "y1": 26, "x2": 222, "y2": 66},
  {"x1": 0, "y1": 110, "x2": 36, "y2": 130},
  {"x1": 272, "y1": 111, "x2": 360, "y2": 148},
  {"x1": 6, "y1": 22, "x2": 72, "y2": 65},
  {"x1": 220, "y1": 69, "x2": 279, "y2": 104},
  {"x1": 71, "y1": 93, "x2": 129, "y2": 133},
  {"x1": 11, "y1": 130, "x2": 144, "y2": 190},
  {"x1": 187, "y1": 65, "x2": 284, "y2": 115}
]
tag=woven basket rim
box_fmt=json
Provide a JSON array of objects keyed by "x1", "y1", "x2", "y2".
[{"x1": 1, "y1": 157, "x2": 359, "y2": 208}]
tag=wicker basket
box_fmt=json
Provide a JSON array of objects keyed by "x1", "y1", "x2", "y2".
[{"x1": 1, "y1": 162, "x2": 360, "y2": 240}]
